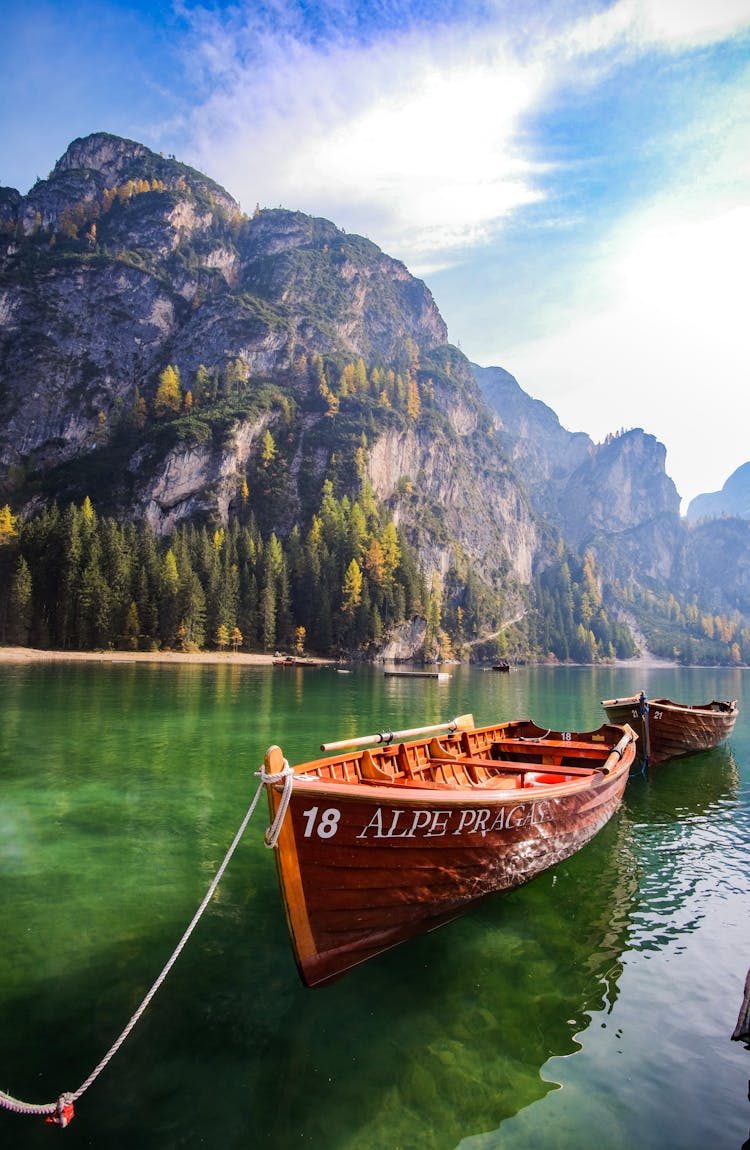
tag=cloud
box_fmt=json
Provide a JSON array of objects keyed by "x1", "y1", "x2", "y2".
[
  {"x1": 170, "y1": 0, "x2": 750, "y2": 507},
  {"x1": 566, "y1": 0, "x2": 750, "y2": 57},
  {"x1": 496, "y1": 201, "x2": 750, "y2": 507},
  {"x1": 178, "y1": 7, "x2": 551, "y2": 266},
  {"x1": 178, "y1": 1, "x2": 750, "y2": 267}
]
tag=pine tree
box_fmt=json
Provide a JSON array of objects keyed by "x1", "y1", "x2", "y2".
[
  {"x1": 261, "y1": 580, "x2": 276, "y2": 650},
  {"x1": 159, "y1": 549, "x2": 181, "y2": 646},
  {"x1": 7, "y1": 555, "x2": 32, "y2": 645},
  {"x1": 124, "y1": 600, "x2": 141, "y2": 651}
]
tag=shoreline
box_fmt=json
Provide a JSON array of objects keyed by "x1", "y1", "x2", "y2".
[
  {"x1": 0, "y1": 645, "x2": 291, "y2": 666},
  {"x1": 0, "y1": 644, "x2": 680, "y2": 669}
]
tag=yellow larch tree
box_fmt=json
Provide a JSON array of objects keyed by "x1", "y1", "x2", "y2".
[
  {"x1": 155, "y1": 365, "x2": 182, "y2": 416},
  {"x1": 0, "y1": 504, "x2": 18, "y2": 543},
  {"x1": 341, "y1": 558, "x2": 363, "y2": 615}
]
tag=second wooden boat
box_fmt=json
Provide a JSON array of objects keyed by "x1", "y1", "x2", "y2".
[
  {"x1": 601, "y1": 692, "x2": 738, "y2": 766},
  {"x1": 261, "y1": 715, "x2": 637, "y2": 987}
]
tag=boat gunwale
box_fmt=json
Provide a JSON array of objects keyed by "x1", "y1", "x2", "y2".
[
  {"x1": 602, "y1": 694, "x2": 738, "y2": 720},
  {"x1": 266, "y1": 720, "x2": 636, "y2": 804},
  {"x1": 275, "y1": 766, "x2": 618, "y2": 804}
]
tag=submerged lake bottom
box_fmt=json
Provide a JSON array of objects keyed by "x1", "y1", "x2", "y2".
[{"x1": 1, "y1": 661, "x2": 749, "y2": 1149}]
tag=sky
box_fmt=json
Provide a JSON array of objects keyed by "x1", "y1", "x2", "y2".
[{"x1": 2, "y1": 1, "x2": 749, "y2": 512}]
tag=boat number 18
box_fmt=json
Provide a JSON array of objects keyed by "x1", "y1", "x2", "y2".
[{"x1": 302, "y1": 806, "x2": 341, "y2": 838}]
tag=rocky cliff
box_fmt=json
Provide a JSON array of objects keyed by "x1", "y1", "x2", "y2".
[
  {"x1": 1, "y1": 133, "x2": 749, "y2": 656},
  {"x1": 0, "y1": 134, "x2": 446, "y2": 480},
  {"x1": 0, "y1": 133, "x2": 538, "y2": 627}
]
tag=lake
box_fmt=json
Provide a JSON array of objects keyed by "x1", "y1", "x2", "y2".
[{"x1": 1, "y1": 661, "x2": 749, "y2": 1149}]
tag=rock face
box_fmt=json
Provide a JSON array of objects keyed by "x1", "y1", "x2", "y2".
[
  {"x1": 474, "y1": 363, "x2": 591, "y2": 504},
  {"x1": 475, "y1": 364, "x2": 750, "y2": 620},
  {"x1": 378, "y1": 617, "x2": 428, "y2": 661},
  {"x1": 475, "y1": 365, "x2": 681, "y2": 543},
  {"x1": 0, "y1": 135, "x2": 447, "y2": 482},
  {"x1": 1, "y1": 131, "x2": 749, "y2": 642},
  {"x1": 682, "y1": 517, "x2": 750, "y2": 616},
  {"x1": 557, "y1": 428, "x2": 681, "y2": 548},
  {"x1": 367, "y1": 420, "x2": 538, "y2": 590}
]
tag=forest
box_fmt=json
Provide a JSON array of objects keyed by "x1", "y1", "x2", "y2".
[
  {"x1": 2, "y1": 485, "x2": 744, "y2": 666},
  {"x1": 0, "y1": 487, "x2": 423, "y2": 658}
]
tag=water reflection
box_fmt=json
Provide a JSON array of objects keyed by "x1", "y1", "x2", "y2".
[
  {"x1": 239, "y1": 811, "x2": 640, "y2": 1149},
  {"x1": 621, "y1": 746, "x2": 746, "y2": 956},
  {"x1": 1, "y1": 662, "x2": 748, "y2": 1149},
  {"x1": 467, "y1": 740, "x2": 749, "y2": 1150}
]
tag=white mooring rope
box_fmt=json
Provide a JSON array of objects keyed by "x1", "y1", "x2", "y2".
[{"x1": 0, "y1": 756, "x2": 295, "y2": 1127}]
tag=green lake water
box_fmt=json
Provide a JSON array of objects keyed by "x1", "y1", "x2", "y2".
[{"x1": 1, "y1": 661, "x2": 749, "y2": 1149}]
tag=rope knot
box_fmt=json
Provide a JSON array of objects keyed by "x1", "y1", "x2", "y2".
[
  {"x1": 258, "y1": 757, "x2": 295, "y2": 849},
  {"x1": 45, "y1": 1095, "x2": 75, "y2": 1127}
]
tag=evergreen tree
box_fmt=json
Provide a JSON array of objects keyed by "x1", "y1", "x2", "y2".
[
  {"x1": 261, "y1": 579, "x2": 276, "y2": 650},
  {"x1": 124, "y1": 600, "x2": 141, "y2": 651},
  {"x1": 7, "y1": 555, "x2": 32, "y2": 645},
  {"x1": 159, "y1": 549, "x2": 181, "y2": 646},
  {"x1": 57, "y1": 503, "x2": 85, "y2": 648}
]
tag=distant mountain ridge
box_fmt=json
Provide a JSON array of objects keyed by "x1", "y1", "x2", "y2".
[
  {"x1": 687, "y1": 463, "x2": 750, "y2": 523},
  {"x1": 1, "y1": 132, "x2": 749, "y2": 662}
]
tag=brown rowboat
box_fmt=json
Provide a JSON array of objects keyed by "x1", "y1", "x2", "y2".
[
  {"x1": 601, "y1": 692, "x2": 738, "y2": 766},
  {"x1": 261, "y1": 715, "x2": 637, "y2": 987}
]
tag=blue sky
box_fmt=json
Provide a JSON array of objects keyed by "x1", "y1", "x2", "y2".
[{"x1": 2, "y1": 1, "x2": 750, "y2": 510}]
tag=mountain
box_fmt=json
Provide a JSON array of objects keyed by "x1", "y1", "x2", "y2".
[
  {"x1": 0, "y1": 133, "x2": 543, "y2": 650},
  {"x1": 474, "y1": 365, "x2": 681, "y2": 546},
  {"x1": 472, "y1": 363, "x2": 591, "y2": 508},
  {"x1": 1, "y1": 133, "x2": 749, "y2": 664},
  {"x1": 686, "y1": 463, "x2": 750, "y2": 522},
  {"x1": 1, "y1": 133, "x2": 447, "y2": 509}
]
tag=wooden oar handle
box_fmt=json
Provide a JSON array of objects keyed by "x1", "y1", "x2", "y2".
[{"x1": 321, "y1": 713, "x2": 474, "y2": 752}]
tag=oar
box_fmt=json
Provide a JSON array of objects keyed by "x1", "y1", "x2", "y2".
[
  {"x1": 604, "y1": 725, "x2": 638, "y2": 772},
  {"x1": 321, "y1": 714, "x2": 475, "y2": 752}
]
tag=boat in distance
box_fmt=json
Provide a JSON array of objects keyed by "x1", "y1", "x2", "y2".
[
  {"x1": 601, "y1": 692, "x2": 738, "y2": 766},
  {"x1": 261, "y1": 714, "x2": 637, "y2": 987}
]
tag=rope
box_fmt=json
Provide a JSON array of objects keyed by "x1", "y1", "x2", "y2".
[
  {"x1": 517, "y1": 730, "x2": 553, "y2": 743},
  {"x1": 638, "y1": 692, "x2": 650, "y2": 773},
  {"x1": 264, "y1": 758, "x2": 294, "y2": 847},
  {"x1": 0, "y1": 755, "x2": 295, "y2": 1126}
]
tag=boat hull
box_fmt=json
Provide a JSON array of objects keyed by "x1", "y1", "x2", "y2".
[
  {"x1": 602, "y1": 695, "x2": 738, "y2": 765},
  {"x1": 266, "y1": 724, "x2": 632, "y2": 986}
]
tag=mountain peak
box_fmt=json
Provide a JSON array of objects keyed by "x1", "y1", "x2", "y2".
[
  {"x1": 54, "y1": 132, "x2": 151, "y2": 183},
  {"x1": 50, "y1": 132, "x2": 238, "y2": 212}
]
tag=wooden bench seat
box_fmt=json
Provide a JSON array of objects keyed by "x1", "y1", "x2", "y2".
[
  {"x1": 352, "y1": 740, "x2": 604, "y2": 789},
  {"x1": 491, "y1": 738, "x2": 608, "y2": 757}
]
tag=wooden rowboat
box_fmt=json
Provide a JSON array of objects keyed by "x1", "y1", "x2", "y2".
[
  {"x1": 272, "y1": 656, "x2": 322, "y2": 667},
  {"x1": 261, "y1": 715, "x2": 637, "y2": 987},
  {"x1": 601, "y1": 692, "x2": 738, "y2": 766}
]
